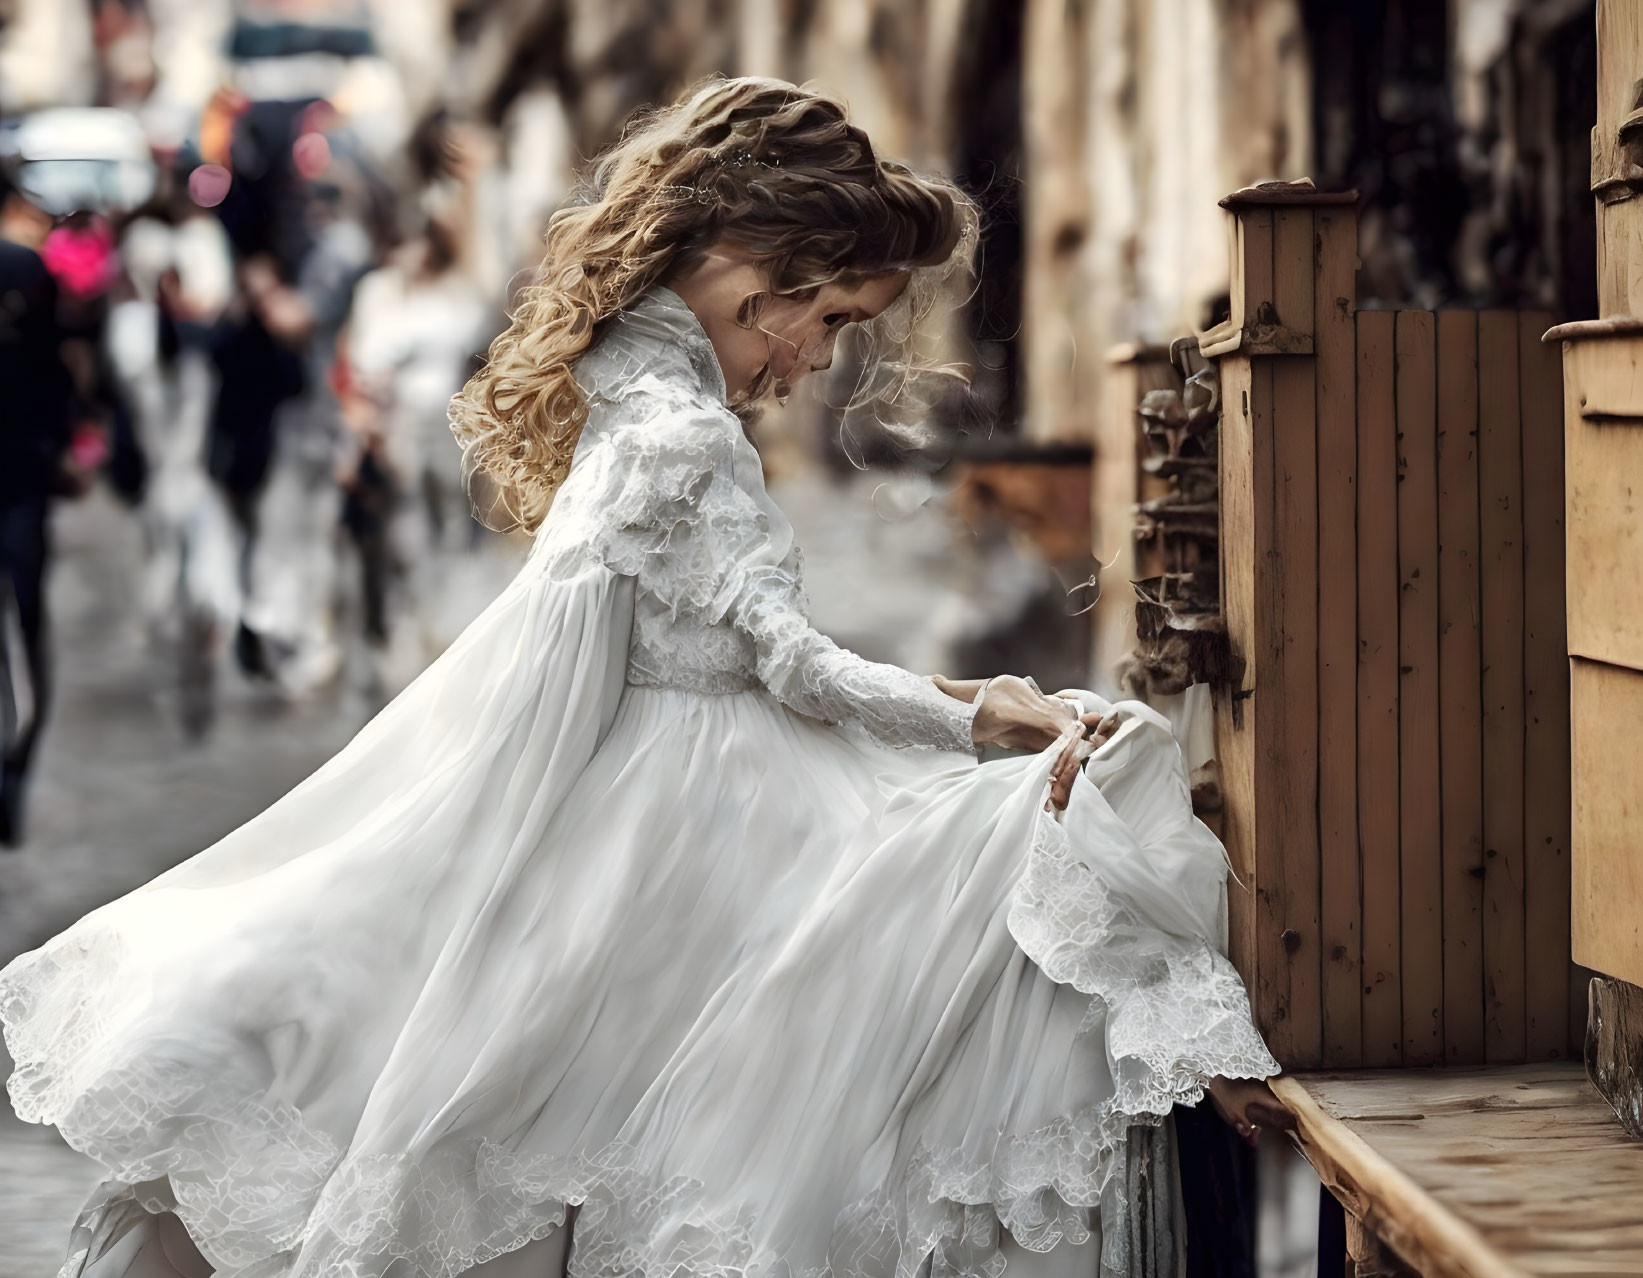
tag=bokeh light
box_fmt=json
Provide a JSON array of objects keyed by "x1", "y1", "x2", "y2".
[{"x1": 186, "y1": 161, "x2": 232, "y2": 208}]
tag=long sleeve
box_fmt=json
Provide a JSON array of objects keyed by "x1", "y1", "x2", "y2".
[
  {"x1": 725, "y1": 566, "x2": 980, "y2": 753},
  {"x1": 539, "y1": 378, "x2": 981, "y2": 755}
]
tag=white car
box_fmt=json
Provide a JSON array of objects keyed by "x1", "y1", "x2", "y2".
[{"x1": 0, "y1": 107, "x2": 157, "y2": 216}]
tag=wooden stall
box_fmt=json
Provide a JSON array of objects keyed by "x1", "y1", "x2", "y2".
[
  {"x1": 1213, "y1": 8, "x2": 1643, "y2": 1272},
  {"x1": 1202, "y1": 183, "x2": 1573, "y2": 1072}
]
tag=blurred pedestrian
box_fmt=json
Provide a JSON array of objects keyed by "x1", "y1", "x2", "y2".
[
  {"x1": 0, "y1": 165, "x2": 81, "y2": 845},
  {"x1": 110, "y1": 156, "x2": 240, "y2": 730},
  {"x1": 229, "y1": 133, "x2": 375, "y2": 697},
  {"x1": 338, "y1": 115, "x2": 496, "y2": 682}
]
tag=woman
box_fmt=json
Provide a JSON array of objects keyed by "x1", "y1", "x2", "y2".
[{"x1": 1, "y1": 78, "x2": 1286, "y2": 1278}]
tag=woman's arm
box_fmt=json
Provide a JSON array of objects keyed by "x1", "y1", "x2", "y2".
[
  {"x1": 558, "y1": 386, "x2": 1092, "y2": 756},
  {"x1": 547, "y1": 393, "x2": 980, "y2": 752},
  {"x1": 726, "y1": 570, "x2": 985, "y2": 753}
]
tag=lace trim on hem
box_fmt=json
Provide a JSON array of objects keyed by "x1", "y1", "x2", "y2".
[{"x1": 1006, "y1": 810, "x2": 1281, "y2": 1109}]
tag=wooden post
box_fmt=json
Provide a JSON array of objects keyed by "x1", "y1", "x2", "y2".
[
  {"x1": 1206, "y1": 180, "x2": 1358, "y2": 1070},
  {"x1": 1021, "y1": 0, "x2": 1092, "y2": 444},
  {"x1": 1346, "y1": 1216, "x2": 1418, "y2": 1278}
]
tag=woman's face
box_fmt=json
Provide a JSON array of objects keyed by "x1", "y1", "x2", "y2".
[
  {"x1": 670, "y1": 247, "x2": 910, "y2": 400},
  {"x1": 750, "y1": 273, "x2": 910, "y2": 392}
]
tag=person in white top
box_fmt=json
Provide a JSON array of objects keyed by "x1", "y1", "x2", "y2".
[
  {"x1": 338, "y1": 119, "x2": 507, "y2": 679},
  {"x1": 1, "y1": 78, "x2": 1289, "y2": 1278}
]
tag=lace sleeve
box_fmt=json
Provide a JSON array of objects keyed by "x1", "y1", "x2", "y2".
[
  {"x1": 729, "y1": 567, "x2": 981, "y2": 754},
  {"x1": 544, "y1": 381, "x2": 980, "y2": 754}
]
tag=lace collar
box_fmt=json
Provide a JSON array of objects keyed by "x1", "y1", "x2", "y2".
[{"x1": 619, "y1": 286, "x2": 730, "y2": 408}]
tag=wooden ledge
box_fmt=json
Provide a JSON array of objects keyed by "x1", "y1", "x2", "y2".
[
  {"x1": 1218, "y1": 178, "x2": 1360, "y2": 209},
  {"x1": 1274, "y1": 1064, "x2": 1643, "y2": 1278},
  {"x1": 1542, "y1": 315, "x2": 1643, "y2": 343}
]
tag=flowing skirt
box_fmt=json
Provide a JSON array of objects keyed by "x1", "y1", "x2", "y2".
[{"x1": 0, "y1": 563, "x2": 1273, "y2": 1278}]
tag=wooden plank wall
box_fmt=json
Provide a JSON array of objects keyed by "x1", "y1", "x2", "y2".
[
  {"x1": 1225, "y1": 300, "x2": 1573, "y2": 1068},
  {"x1": 1355, "y1": 312, "x2": 1401, "y2": 1068},
  {"x1": 1315, "y1": 204, "x2": 1360, "y2": 1068},
  {"x1": 1339, "y1": 308, "x2": 1569, "y2": 1067}
]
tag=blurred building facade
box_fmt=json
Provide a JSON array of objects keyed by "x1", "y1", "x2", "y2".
[{"x1": 0, "y1": 0, "x2": 1601, "y2": 690}]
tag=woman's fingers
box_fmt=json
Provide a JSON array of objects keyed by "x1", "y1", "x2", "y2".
[
  {"x1": 1248, "y1": 1094, "x2": 1298, "y2": 1132},
  {"x1": 1047, "y1": 726, "x2": 1086, "y2": 810},
  {"x1": 1079, "y1": 710, "x2": 1121, "y2": 748},
  {"x1": 1207, "y1": 1076, "x2": 1297, "y2": 1147}
]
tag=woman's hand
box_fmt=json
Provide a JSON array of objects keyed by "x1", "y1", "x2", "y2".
[
  {"x1": 968, "y1": 675, "x2": 1079, "y2": 752},
  {"x1": 1207, "y1": 1076, "x2": 1297, "y2": 1148},
  {"x1": 1046, "y1": 711, "x2": 1122, "y2": 810}
]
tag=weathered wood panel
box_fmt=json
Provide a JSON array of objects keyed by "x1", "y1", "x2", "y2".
[
  {"x1": 1210, "y1": 195, "x2": 1569, "y2": 1069},
  {"x1": 1518, "y1": 311, "x2": 1571, "y2": 1061},
  {"x1": 1278, "y1": 1064, "x2": 1643, "y2": 1278},
  {"x1": 1435, "y1": 310, "x2": 1486, "y2": 1066},
  {"x1": 1570, "y1": 658, "x2": 1643, "y2": 989},
  {"x1": 1315, "y1": 205, "x2": 1361, "y2": 1069},
  {"x1": 1394, "y1": 311, "x2": 1442, "y2": 1066},
  {"x1": 1356, "y1": 309, "x2": 1403, "y2": 1068},
  {"x1": 1562, "y1": 336, "x2": 1643, "y2": 673},
  {"x1": 1272, "y1": 351, "x2": 1322, "y2": 1068},
  {"x1": 1273, "y1": 208, "x2": 1316, "y2": 342},
  {"x1": 1249, "y1": 356, "x2": 1299, "y2": 1058}
]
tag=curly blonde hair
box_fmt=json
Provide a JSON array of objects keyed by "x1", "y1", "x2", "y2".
[{"x1": 448, "y1": 75, "x2": 979, "y2": 532}]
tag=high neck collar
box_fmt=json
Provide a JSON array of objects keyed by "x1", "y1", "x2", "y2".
[{"x1": 627, "y1": 285, "x2": 730, "y2": 407}]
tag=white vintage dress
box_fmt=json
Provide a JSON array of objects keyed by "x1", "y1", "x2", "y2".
[{"x1": 0, "y1": 288, "x2": 1277, "y2": 1278}]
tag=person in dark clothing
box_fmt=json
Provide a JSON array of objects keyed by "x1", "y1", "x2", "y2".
[{"x1": 0, "y1": 176, "x2": 78, "y2": 846}]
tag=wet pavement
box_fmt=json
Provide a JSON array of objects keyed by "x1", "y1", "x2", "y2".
[{"x1": 0, "y1": 492, "x2": 375, "y2": 1275}]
